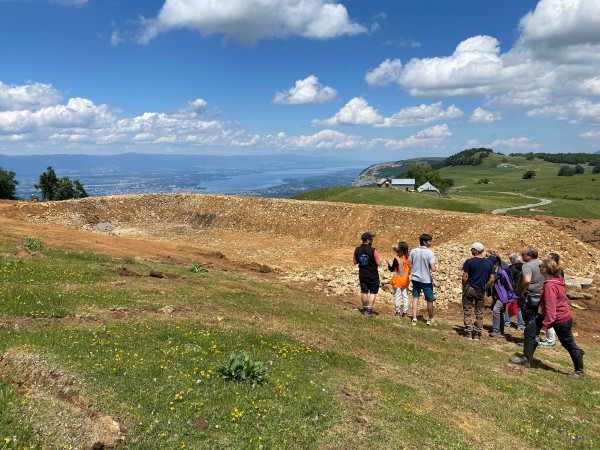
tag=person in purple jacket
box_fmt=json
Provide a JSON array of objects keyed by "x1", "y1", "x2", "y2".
[{"x1": 488, "y1": 255, "x2": 515, "y2": 338}]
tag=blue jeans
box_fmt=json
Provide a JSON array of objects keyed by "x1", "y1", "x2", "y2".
[{"x1": 504, "y1": 307, "x2": 523, "y2": 329}]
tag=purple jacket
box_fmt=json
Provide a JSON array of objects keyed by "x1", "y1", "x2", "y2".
[{"x1": 494, "y1": 264, "x2": 515, "y2": 304}]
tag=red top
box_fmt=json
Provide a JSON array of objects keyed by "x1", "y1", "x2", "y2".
[{"x1": 540, "y1": 276, "x2": 572, "y2": 332}]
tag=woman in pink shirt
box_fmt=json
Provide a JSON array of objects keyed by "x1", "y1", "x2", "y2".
[{"x1": 510, "y1": 259, "x2": 585, "y2": 379}]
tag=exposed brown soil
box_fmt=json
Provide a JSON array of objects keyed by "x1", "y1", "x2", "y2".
[{"x1": 1, "y1": 194, "x2": 599, "y2": 345}]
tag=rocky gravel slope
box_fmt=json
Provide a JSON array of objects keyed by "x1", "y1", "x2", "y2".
[{"x1": 5, "y1": 194, "x2": 599, "y2": 309}]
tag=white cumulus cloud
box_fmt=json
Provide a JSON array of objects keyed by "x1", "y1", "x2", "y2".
[
  {"x1": 371, "y1": 124, "x2": 451, "y2": 150},
  {"x1": 365, "y1": 0, "x2": 600, "y2": 125},
  {"x1": 374, "y1": 102, "x2": 463, "y2": 128},
  {"x1": 491, "y1": 137, "x2": 541, "y2": 149},
  {"x1": 365, "y1": 58, "x2": 403, "y2": 88},
  {"x1": 311, "y1": 97, "x2": 383, "y2": 127},
  {"x1": 469, "y1": 107, "x2": 502, "y2": 123},
  {"x1": 0, "y1": 81, "x2": 62, "y2": 111},
  {"x1": 272, "y1": 75, "x2": 337, "y2": 105},
  {"x1": 268, "y1": 129, "x2": 365, "y2": 150},
  {"x1": 580, "y1": 130, "x2": 600, "y2": 139},
  {"x1": 138, "y1": 0, "x2": 367, "y2": 45}
]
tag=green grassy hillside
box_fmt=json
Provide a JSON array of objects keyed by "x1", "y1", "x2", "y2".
[
  {"x1": 439, "y1": 153, "x2": 600, "y2": 218},
  {"x1": 292, "y1": 186, "x2": 484, "y2": 213},
  {"x1": 297, "y1": 153, "x2": 600, "y2": 219},
  {"x1": 1, "y1": 235, "x2": 598, "y2": 448}
]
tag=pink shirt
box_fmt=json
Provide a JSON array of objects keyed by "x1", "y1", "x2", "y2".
[{"x1": 540, "y1": 277, "x2": 572, "y2": 332}]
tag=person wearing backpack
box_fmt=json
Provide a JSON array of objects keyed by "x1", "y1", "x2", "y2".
[
  {"x1": 489, "y1": 256, "x2": 515, "y2": 337},
  {"x1": 387, "y1": 241, "x2": 411, "y2": 317},
  {"x1": 504, "y1": 253, "x2": 524, "y2": 330}
]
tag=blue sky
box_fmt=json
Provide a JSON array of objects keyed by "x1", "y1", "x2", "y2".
[{"x1": 1, "y1": 0, "x2": 599, "y2": 159}]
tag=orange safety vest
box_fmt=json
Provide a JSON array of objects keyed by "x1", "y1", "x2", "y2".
[{"x1": 391, "y1": 255, "x2": 410, "y2": 288}]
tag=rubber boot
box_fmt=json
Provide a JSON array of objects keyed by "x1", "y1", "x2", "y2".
[
  {"x1": 510, "y1": 338, "x2": 536, "y2": 368},
  {"x1": 568, "y1": 350, "x2": 585, "y2": 379}
]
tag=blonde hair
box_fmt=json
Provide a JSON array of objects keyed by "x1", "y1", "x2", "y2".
[{"x1": 541, "y1": 258, "x2": 563, "y2": 277}]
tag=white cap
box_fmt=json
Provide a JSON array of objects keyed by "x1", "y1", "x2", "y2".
[{"x1": 472, "y1": 242, "x2": 484, "y2": 252}]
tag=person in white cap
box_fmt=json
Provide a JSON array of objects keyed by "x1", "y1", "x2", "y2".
[{"x1": 461, "y1": 242, "x2": 495, "y2": 340}]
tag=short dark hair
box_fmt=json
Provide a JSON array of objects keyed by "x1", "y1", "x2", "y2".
[
  {"x1": 523, "y1": 245, "x2": 538, "y2": 259},
  {"x1": 548, "y1": 252, "x2": 560, "y2": 263},
  {"x1": 419, "y1": 234, "x2": 432, "y2": 245}
]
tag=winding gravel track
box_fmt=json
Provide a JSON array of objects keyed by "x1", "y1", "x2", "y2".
[{"x1": 491, "y1": 192, "x2": 552, "y2": 214}]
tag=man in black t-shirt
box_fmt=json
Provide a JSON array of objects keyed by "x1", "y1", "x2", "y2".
[{"x1": 354, "y1": 232, "x2": 382, "y2": 316}]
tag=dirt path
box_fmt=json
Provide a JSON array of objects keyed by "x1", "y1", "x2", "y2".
[{"x1": 491, "y1": 192, "x2": 552, "y2": 214}]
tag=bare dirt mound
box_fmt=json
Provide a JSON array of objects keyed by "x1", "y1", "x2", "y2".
[
  {"x1": 2, "y1": 194, "x2": 599, "y2": 309},
  {"x1": 0, "y1": 348, "x2": 126, "y2": 449},
  {"x1": 1, "y1": 193, "x2": 599, "y2": 342}
]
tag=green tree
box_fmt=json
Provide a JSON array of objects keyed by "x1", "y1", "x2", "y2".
[
  {"x1": 593, "y1": 165, "x2": 600, "y2": 174},
  {"x1": 573, "y1": 164, "x2": 585, "y2": 174},
  {"x1": 0, "y1": 167, "x2": 19, "y2": 199},
  {"x1": 522, "y1": 170, "x2": 536, "y2": 179},
  {"x1": 35, "y1": 166, "x2": 89, "y2": 201},
  {"x1": 404, "y1": 164, "x2": 449, "y2": 193},
  {"x1": 557, "y1": 165, "x2": 575, "y2": 177}
]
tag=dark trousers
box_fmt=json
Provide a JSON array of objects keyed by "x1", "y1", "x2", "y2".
[
  {"x1": 525, "y1": 316, "x2": 582, "y2": 357},
  {"x1": 521, "y1": 301, "x2": 539, "y2": 326}
]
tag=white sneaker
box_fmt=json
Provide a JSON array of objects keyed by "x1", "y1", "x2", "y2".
[{"x1": 412, "y1": 318, "x2": 417, "y2": 325}]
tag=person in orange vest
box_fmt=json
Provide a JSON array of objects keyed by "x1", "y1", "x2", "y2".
[{"x1": 387, "y1": 241, "x2": 411, "y2": 317}]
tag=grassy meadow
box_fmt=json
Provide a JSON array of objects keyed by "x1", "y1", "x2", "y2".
[
  {"x1": 292, "y1": 187, "x2": 484, "y2": 213},
  {"x1": 294, "y1": 153, "x2": 600, "y2": 219},
  {"x1": 440, "y1": 153, "x2": 600, "y2": 218},
  {"x1": 0, "y1": 234, "x2": 599, "y2": 449}
]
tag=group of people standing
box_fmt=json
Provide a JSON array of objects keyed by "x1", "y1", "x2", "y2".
[
  {"x1": 354, "y1": 232, "x2": 436, "y2": 324},
  {"x1": 354, "y1": 234, "x2": 585, "y2": 379}
]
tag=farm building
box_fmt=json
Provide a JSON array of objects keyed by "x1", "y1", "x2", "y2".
[
  {"x1": 417, "y1": 182, "x2": 441, "y2": 197},
  {"x1": 377, "y1": 178, "x2": 415, "y2": 191}
]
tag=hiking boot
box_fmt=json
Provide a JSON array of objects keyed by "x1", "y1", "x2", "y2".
[
  {"x1": 568, "y1": 351, "x2": 585, "y2": 379},
  {"x1": 395, "y1": 311, "x2": 400, "y2": 317},
  {"x1": 402, "y1": 312, "x2": 408, "y2": 318},
  {"x1": 489, "y1": 331, "x2": 500, "y2": 338},
  {"x1": 510, "y1": 339, "x2": 536, "y2": 368}
]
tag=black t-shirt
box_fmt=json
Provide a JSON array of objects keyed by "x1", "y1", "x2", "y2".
[{"x1": 355, "y1": 244, "x2": 379, "y2": 281}]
